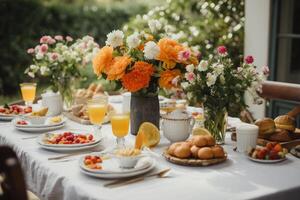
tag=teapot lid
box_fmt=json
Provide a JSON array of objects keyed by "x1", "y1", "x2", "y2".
[{"x1": 162, "y1": 109, "x2": 190, "y2": 120}]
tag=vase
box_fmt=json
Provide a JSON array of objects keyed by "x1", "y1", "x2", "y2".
[
  {"x1": 203, "y1": 105, "x2": 227, "y2": 144},
  {"x1": 130, "y1": 94, "x2": 160, "y2": 135}
]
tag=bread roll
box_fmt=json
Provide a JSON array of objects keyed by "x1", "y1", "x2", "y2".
[
  {"x1": 167, "y1": 142, "x2": 182, "y2": 156},
  {"x1": 197, "y1": 147, "x2": 214, "y2": 159},
  {"x1": 254, "y1": 118, "x2": 275, "y2": 135},
  {"x1": 269, "y1": 129, "x2": 292, "y2": 142},
  {"x1": 174, "y1": 143, "x2": 191, "y2": 158},
  {"x1": 192, "y1": 135, "x2": 208, "y2": 147},
  {"x1": 204, "y1": 135, "x2": 215, "y2": 146},
  {"x1": 274, "y1": 115, "x2": 296, "y2": 132},
  {"x1": 190, "y1": 145, "x2": 200, "y2": 158},
  {"x1": 211, "y1": 146, "x2": 225, "y2": 158}
]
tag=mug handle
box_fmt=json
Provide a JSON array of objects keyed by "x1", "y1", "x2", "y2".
[{"x1": 189, "y1": 117, "x2": 195, "y2": 134}]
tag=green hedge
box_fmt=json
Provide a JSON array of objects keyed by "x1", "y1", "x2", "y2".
[{"x1": 0, "y1": 0, "x2": 146, "y2": 95}]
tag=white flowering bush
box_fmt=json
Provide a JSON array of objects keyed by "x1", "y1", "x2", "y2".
[{"x1": 25, "y1": 35, "x2": 99, "y2": 104}]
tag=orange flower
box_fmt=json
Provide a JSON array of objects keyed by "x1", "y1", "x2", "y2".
[
  {"x1": 92, "y1": 46, "x2": 113, "y2": 76},
  {"x1": 159, "y1": 69, "x2": 181, "y2": 89},
  {"x1": 121, "y1": 61, "x2": 154, "y2": 92},
  {"x1": 132, "y1": 61, "x2": 154, "y2": 76},
  {"x1": 106, "y1": 56, "x2": 132, "y2": 80},
  {"x1": 156, "y1": 38, "x2": 184, "y2": 69}
]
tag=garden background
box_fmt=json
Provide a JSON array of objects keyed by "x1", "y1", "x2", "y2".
[{"x1": 0, "y1": 0, "x2": 244, "y2": 104}]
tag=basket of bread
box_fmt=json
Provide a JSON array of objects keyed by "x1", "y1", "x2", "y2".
[
  {"x1": 163, "y1": 135, "x2": 227, "y2": 166},
  {"x1": 64, "y1": 83, "x2": 115, "y2": 124}
]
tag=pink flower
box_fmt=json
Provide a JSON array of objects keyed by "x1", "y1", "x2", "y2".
[
  {"x1": 40, "y1": 36, "x2": 50, "y2": 44},
  {"x1": 171, "y1": 75, "x2": 180, "y2": 86},
  {"x1": 40, "y1": 44, "x2": 48, "y2": 54},
  {"x1": 48, "y1": 38, "x2": 56, "y2": 45},
  {"x1": 262, "y1": 66, "x2": 270, "y2": 76},
  {"x1": 54, "y1": 35, "x2": 63, "y2": 41},
  {"x1": 50, "y1": 52, "x2": 59, "y2": 61},
  {"x1": 178, "y1": 50, "x2": 191, "y2": 61},
  {"x1": 66, "y1": 36, "x2": 73, "y2": 42},
  {"x1": 245, "y1": 55, "x2": 254, "y2": 64},
  {"x1": 217, "y1": 46, "x2": 227, "y2": 55},
  {"x1": 185, "y1": 72, "x2": 196, "y2": 82},
  {"x1": 27, "y1": 48, "x2": 34, "y2": 54}
]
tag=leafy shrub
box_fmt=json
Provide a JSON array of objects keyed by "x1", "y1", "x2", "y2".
[{"x1": 0, "y1": 0, "x2": 146, "y2": 95}]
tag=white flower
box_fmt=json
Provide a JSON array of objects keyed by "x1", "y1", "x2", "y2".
[
  {"x1": 186, "y1": 64, "x2": 194, "y2": 72},
  {"x1": 181, "y1": 82, "x2": 189, "y2": 89},
  {"x1": 143, "y1": 41, "x2": 160, "y2": 59},
  {"x1": 214, "y1": 64, "x2": 224, "y2": 75},
  {"x1": 36, "y1": 53, "x2": 44, "y2": 60},
  {"x1": 187, "y1": 92, "x2": 193, "y2": 100},
  {"x1": 105, "y1": 30, "x2": 124, "y2": 48},
  {"x1": 30, "y1": 65, "x2": 38, "y2": 72},
  {"x1": 198, "y1": 60, "x2": 208, "y2": 71},
  {"x1": 185, "y1": 72, "x2": 196, "y2": 83},
  {"x1": 40, "y1": 66, "x2": 49, "y2": 75},
  {"x1": 206, "y1": 73, "x2": 217, "y2": 87},
  {"x1": 126, "y1": 33, "x2": 141, "y2": 49},
  {"x1": 148, "y1": 19, "x2": 162, "y2": 33},
  {"x1": 28, "y1": 72, "x2": 35, "y2": 78}
]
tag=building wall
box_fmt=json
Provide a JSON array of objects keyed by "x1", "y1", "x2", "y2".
[{"x1": 244, "y1": 0, "x2": 271, "y2": 119}]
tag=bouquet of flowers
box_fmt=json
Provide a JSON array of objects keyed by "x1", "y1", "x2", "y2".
[
  {"x1": 25, "y1": 35, "x2": 99, "y2": 106},
  {"x1": 180, "y1": 46, "x2": 269, "y2": 143}
]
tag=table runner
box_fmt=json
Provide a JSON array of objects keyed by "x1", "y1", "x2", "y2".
[{"x1": 0, "y1": 108, "x2": 300, "y2": 200}]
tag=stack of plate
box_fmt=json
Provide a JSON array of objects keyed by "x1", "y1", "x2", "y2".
[
  {"x1": 37, "y1": 131, "x2": 103, "y2": 152},
  {"x1": 12, "y1": 117, "x2": 66, "y2": 132},
  {"x1": 79, "y1": 154, "x2": 155, "y2": 179},
  {"x1": 0, "y1": 113, "x2": 17, "y2": 121}
]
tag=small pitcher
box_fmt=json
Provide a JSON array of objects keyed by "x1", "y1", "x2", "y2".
[
  {"x1": 41, "y1": 91, "x2": 63, "y2": 116},
  {"x1": 161, "y1": 110, "x2": 195, "y2": 143}
]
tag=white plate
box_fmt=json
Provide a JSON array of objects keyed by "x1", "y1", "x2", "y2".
[
  {"x1": 80, "y1": 157, "x2": 155, "y2": 179},
  {"x1": 247, "y1": 156, "x2": 287, "y2": 163},
  {"x1": 13, "y1": 116, "x2": 66, "y2": 128},
  {"x1": 38, "y1": 141, "x2": 101, "y2": 152},
  {"x1": 14, "y1": 123, "x2": 65, "y2": 133},
  {"x1": 79, "y1": 154, "x2": 152, "y2": 174},
  {"x1": 0, "y1": 115, "x2": 15, "y2": 121},
  {"x1": 37, "y1": 131, "x2": 103, "y2": 148}
]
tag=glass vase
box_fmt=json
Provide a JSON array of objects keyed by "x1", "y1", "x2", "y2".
[{"x1": 203, "y1": 105, "x2": 227, "y2": 144}]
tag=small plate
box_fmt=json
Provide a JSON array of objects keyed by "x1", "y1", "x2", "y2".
[
  {"x1": 14, "y1": 122, "x2": 65, "y2": 133},
  {"x1": 79, "y1": 157, "x2": 155, "y2": 179},
  {"x1": 247, "y1": 156, "x2": 287, "y2": 163},
  {"x1": 37, "y1": 131, "x2": 103, "y2": 148},
  {"x1": 13, "y1": 116, "x2": 66, "y2": 128},
  {"x1": 38, "y1": 141, "x2": 101, "y2": 152},
  {"x1": 0, "y1": 115, "x2": 16, "y2": 121}
]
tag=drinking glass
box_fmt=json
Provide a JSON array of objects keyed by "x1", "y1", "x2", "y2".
[
  {"x1": 20, "y1": 83, "x2": 37, "y2": 106},
  {"x1": 111, "y1": 112, "x2": 130, "y2": 148},
  {"x1": 87, "y1": 96, "x2": 108, "y2": 137}
]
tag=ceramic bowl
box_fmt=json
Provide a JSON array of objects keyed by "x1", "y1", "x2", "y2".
[{"x1": 25, "y1": 116, "x2": 47, "y2": 125}]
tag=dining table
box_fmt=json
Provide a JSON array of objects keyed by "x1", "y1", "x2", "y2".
[{"x1": 0, "y1": 96, "x2": 299, "y2": 200}]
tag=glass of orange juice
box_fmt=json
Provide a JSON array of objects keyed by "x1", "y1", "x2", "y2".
[
  {"x1": 111, "y1": 112, "x2": 130, "y2": 148},
  {"x1": 87, "y1": 95, "x2": 108, "y2": 136},
  {"x1": 20, "y1": 83, "x2": 37, "y2": 105}
]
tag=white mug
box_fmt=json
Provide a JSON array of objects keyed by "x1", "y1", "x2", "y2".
[
  {"x1": 236, "y1": 123, "x2": 258, "y2": 152},
  {"x1": 161, "y1": 114, "x2": 195, "y2": 143},
  {"x1": 41, "y1": 92, "x2": 63, "y2": 116}
]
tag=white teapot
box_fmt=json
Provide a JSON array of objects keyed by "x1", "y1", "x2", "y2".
[
  {"x1": 41, "y1": 91, "x2": 63, "y2": 116},
  {"x1": 161, "y1": 110, "x2": 195, "y2": 143}
]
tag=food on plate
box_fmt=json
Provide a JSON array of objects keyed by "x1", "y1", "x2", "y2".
[
  {"x1": 16, "y1": 120, "x2": 28, "y2": 125},
  {"x1": 192, "y1": 127, "x2": 210, "y2": 136},
  {"x1": 74, "y1": 83, "x2": 103, "y2": 104},
  {"x1": 45, "y1": 132, "x2": 94, "y2": 145},
  {"x1": 167, "y1": 135, "x2": 226, "y2": 160},
  {"x1": 31, "y1": 107, "x2": 48, "y2": 117},
  {"x1": 0, "y1": 104, "x2": 32, "y2": 115},
  {"x1": 268, "y1": 129, "x2": 292, "y2": 142},
  {"x1": 84, "y1": 155, "x2": 102, "y2": 170},
  {"x1": 136, "y1": 122, "x2": 160, "y2": 148},
  {"x1": 248, "y1": 142, "x2": 288, "y2": 160},
  {"x1": 254, "y1": 118, "x2": 276, "y2": 136},
  {"x1": 50, "y1": 116, "x2": 62, "y2": 123},
  {"x1": 115, "y1": 148, "x2": 141, "y2": 157},
  {"x1": 274, "y1": 115, "x2": 296, "y2": 132}
]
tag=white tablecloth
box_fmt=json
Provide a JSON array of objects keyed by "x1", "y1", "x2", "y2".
[{"x1": 0, "y1": 102, "x2": 300, "y2": 200}]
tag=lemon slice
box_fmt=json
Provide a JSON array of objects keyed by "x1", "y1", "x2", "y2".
[
  {"x1": 136, "y1": 122, "x2": 160, "y2": 148},
  {"x1": 192, "y1": 127, "x2": 211, "y2": 136}
]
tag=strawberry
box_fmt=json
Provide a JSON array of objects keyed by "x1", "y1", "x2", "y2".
[
  {"x1": 269, "y1": 150, "x2": 280, "y2": 160},
  {"x1": 266, "y1": 142, "x2": 274, "y2": 151},
  {"x1": 257, "y1": 148, "x2": 267, "y2": 159},
  {"x1": 273, "y1": 143, "x2": 283, "y2": 153}
]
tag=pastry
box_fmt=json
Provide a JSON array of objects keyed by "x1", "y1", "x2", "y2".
[
  {"x1": 167, "y1": 142, "x2": 182, "y2": 156},
  {"x1": 254, "y1": 118, "x2": 275, "y2": 135},
  {"x1": 274, "y1": 115, "x2": 296, "y2": 132},
  {"x1": 174, "y1": 143, "x2": 191, "y2": 158},
  {"x1": 204, "y1": 135, "x2": 216, "y2": 146},
  {"x1": 87, "y1": 83, "x2": 97, "y2": 92},
  {"x1": 190, "y1": 145, "x2": 200, "y2": 158},
  {"x1": 268, "y1": 129, "x2": 292, "y2": 142},
  {"x1": 211, "y1": 146, "x2": 225, "y2": 158},
  {"x1": 197, "y1": 147, "x2": 214, "y2": 159},
  {"x1": 192, "y1": 135, "x2": 208, "y2": 147}
]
